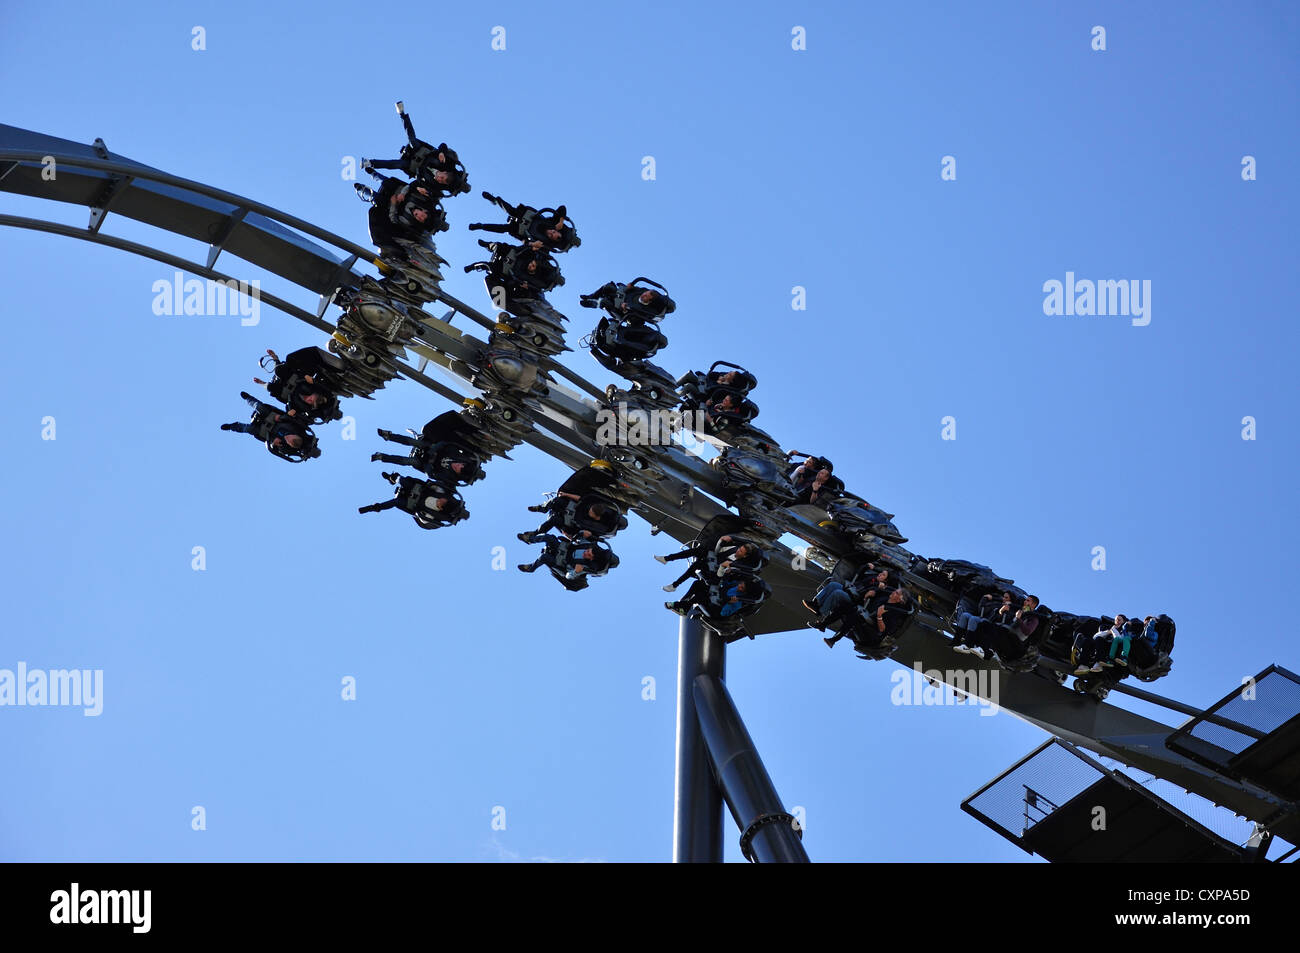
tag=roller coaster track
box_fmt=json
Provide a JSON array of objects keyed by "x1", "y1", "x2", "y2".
[{"x1": 3, "y1": 122, "x2": 1296, "y2": 851}]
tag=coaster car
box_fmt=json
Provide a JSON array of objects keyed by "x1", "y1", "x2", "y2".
[
  {"x1": 819, "y1": 493, "x2": 908, "y2": 545},
  {"x1": 678, "y1": 361, "x2": 758, "y2": 400}
]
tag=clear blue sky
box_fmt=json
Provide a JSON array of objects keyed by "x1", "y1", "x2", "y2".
[{"x1": 1, "y1": 0, "x2": 1296, "y2": 862}]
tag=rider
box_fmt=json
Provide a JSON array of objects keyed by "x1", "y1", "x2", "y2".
[
  {"x1": 357, "y1": 472, "x2": 466, "y2": 527},
  {"x1": 658, "y1": 538, "x2": 765, "y2": 592},
  {"x1": 253, "y1": 354, "x2": 340, "y2": 422},
  {"x1": 470, "y1": 193, "x2": 581, "y2": 252},
  {"x1": 580, "y1": 278, "x2": 675, "y2": 323},
  {"x1": 362, "y1": 102, "x2": 469, "y2": 195},
  {"x1": 666, "y1": 574, "x2": 765, "y2": 619},
  {"x1": 371, "y1": 412, "x2": 485, "y2": 484},
  {"x1": 517, "y1": 536, "x2": 617, "y2": 591},
  {"x1": 219, "y1": 392, "x2": 319, "y2": 460},
  {"x1": 465, "y1": 240, "x2": 564, "y2": 292}
]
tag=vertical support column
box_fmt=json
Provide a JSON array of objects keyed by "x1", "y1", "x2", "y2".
[
  {"x1": 672, "y1": 612, "x2": 725, "y2": 862},
  {"x1": 693, "y1": 674, "x2": 810, "y2": 863}
]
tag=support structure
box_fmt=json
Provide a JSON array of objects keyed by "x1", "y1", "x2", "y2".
[
  {"x1": 694, "y1": 674, "x2": 810, "y2": 863},
  {"x1": 672, "y1": 613, "x2": 725, "y2": 862}
]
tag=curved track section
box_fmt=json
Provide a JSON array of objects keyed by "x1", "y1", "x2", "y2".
[{"x1": 3, "y1": 122, "x2": 1295, "y2": 845}]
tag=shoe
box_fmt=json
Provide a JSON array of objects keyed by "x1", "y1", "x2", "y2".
[
  {"x1": 654, "y1": 554, "x2": 668, "y2": 564},
  {"x1": 516, "y1": 532, "x2": 534, "y2": 544},
  {"x1": 527, "y1": 504, "x2": 547, "y2": 513},
  {"x1": 1090, "y1": 663, "x2": 1105, "y2": 673},
  {"x1": 969, "y1": 647, "x2": 986, "y2": 659},
  {"x1": 823, "y1": 637, "x2": 836, "y2": 648},
  {"x1": 662, "y1": 584, "x2": 676, "y2": 593},
  {"x1": 377, "y1": 429, "x2": 393, "y2": 439},
  {"x1": 370, "y1": 453, "x2": 382, "y2": 462},
  {"x1": 239, "y1": 391, "x2": 254, "y2": 401},
  {"x1": 1115, "y1": 657, "x2": 1128, "y2": 667},
  {"x1": 517, "y1": 564, "x2": 537, "y2": 573},
  {"x1": 952, "y1": 643, "x2": 972, "y2": 655},
  {"x1": 1073, "y1": 665, "x2": 1091, "y2": 675},
  {"x1": 219, "y1": 423, "x2": 237, "y2": 431},
  {"x1": 665, "y1": 602, "x2": 686, "y2": 616}
]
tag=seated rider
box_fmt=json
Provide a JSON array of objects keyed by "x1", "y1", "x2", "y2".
[
  {"x1": 254, "y1": 348, "x2": 342, "y2": 417},
  {"x1": 517, "y1": 535, "x2": 618, "y2": 592},
  {"x1": 805, "y1": 578, "x2": 910, "y2": 651},
  {"x1": 519, "y1": 497, "x2": 622, "y2": 542},
  {"x1": 466, "y1": 240, "x2": 564, "y2": 292},
  {"x1": 804, "y1": 569, "x2": 896, "y2": 641},
  {"x1": 962, "y1": 595, "x2": 1042, "y2": 663},
  {"x1": 1072, "y1": 615, "x2": 1130, "y2": 675},
  {"x1": 357, "y1": 472, "x2": 466, "y2": 528},
  {"x1": 790, "y1": 465, "x2": 844, "y2": 507},
  {"x1": 219, "y1": 392, "x2": 319, "y2": 460},
  {"x1": 579, "y1": 278, "x2": 675, "y2": 323},
  {"x1": 657, "y1": 536, "x2": 766, "y2": 592},
  {"x1": 354, "y1": 172, "x2": 441, "y2": 252},
  {"x1": 362, "y1": 102, "x2": 469, "y2": 195},
  {"x1": 589, "y1": 315, "x2": 668, "y2": 368},
  {"x1": 372, "y1": 412, "x2": 485, "y2": 485},
  {"x1": 702, "y1": 391, "x2": 758, "y2": 430},
  {"x1": 951, "y1": 590, "x2": 1015, "y2": 651},
  {"x1": 470, "y1": 193, "x2": 580, "y2": 252},
  {"x1": 666, "y1": 572, "x2": 768, "y2": 620}
]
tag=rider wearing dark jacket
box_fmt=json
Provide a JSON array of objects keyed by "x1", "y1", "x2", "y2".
[
  {"x1": 220, "y1": 392, "x2": 318, "y2": 458},
  {"x1": 470, "y1": 193, "x2": 580, "y2": 252}
]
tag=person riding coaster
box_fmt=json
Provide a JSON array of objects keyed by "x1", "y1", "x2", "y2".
[
  {"x1": 804, "y1": 574, "x2": 915, "y2": 660},
  {"x1": 466, "y1": 254, "x2": 558, "y2": 303},
  {"x1": 517, "y1": 535, "x2": 619, "y2": 592},
  {"x1": 391, "y1": 180, "x2": 449, "y2": 236},
  {"x1": 1065, "y1": 613, "x2": 1175, "y2": 682},
  {"x1": 584, "y1": 315, "x2": 668, "y2": 372},
  {"x1": 362, "y1": 101, "x2": 470, "y2": 196},
  {"x1": 371, "y1": 423, "x2": 485, "y2": 486},
  {"x1": 678, "y1": 361, "x2": 758, "y2": 401},
  {"x1": 254, "y1": 348, "x2": 346, "y2": 424},
  {"x1": 357, "y1": 472, "x2": 468, "y2": 529},
  {"x1": 465, "y1": 240, "x2": 564, "y2": 293},
  {"x1": 657, "y1": 533, "x2": 769, "y2": 592},
  {"x1": 355, "y1": 171, "x2": 449, "y2": 251},
  {"x1": 470, "y1": 193, "x2": 581, "y2": 252},
  {"x1": 783, "y1": 453, "x2": 846, "y2": 508},
  {"x1": 950, "y1": 592, "x2": 1048, "y2": 671},
  {"x1": 665, "y1": 569, "x2": 771, "y2": 623},
  {"x1": 700, "y1": 390, "x2": 760, "y2": 433},
  {"x1": 219, "y1": 392, "x2": 321, "y2": 462},
  {"x1": 520, "y1": 492, "x2": 627, "y2": 542},
  {"x1": 579, "y1": 277, "x2": 675, "y2": 324}
]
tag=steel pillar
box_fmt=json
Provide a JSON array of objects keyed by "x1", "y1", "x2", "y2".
[
  {"x1": 672, "y1": 612, "x2": 725, "y2": 862},
  {"x1": 693, "y1": 674, "x2": 809, "y2": 863}
]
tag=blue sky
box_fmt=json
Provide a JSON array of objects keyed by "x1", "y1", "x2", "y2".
[{"x1": 0, "y1": 0, "x2": 1296, "y2": 862}]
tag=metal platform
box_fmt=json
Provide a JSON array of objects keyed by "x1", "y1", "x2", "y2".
[
  {"x1": 964, "y1": 739, "x2": 1252, "y2": 862},
  {"x1": 1167, "y1": 665, "x2": 1300, "y2": 803}
]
